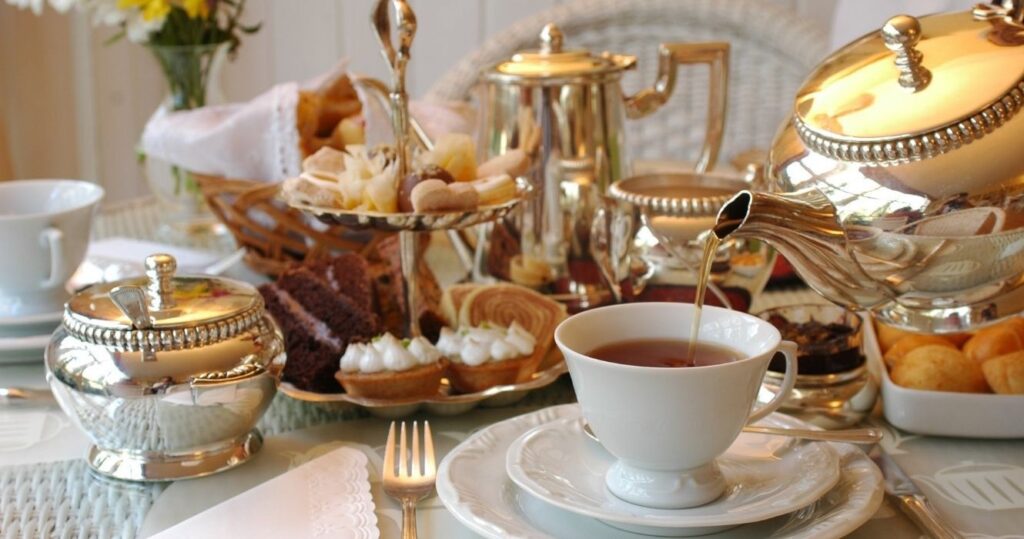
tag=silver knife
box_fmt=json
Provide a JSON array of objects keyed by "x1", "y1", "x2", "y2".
[{"x1": 869, "y1": 445, "x2": 962, "y2": 539}]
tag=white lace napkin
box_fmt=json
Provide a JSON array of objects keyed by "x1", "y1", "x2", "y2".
[
  {"x1": 140, "y1": 61, "x2": 474, "y2": 183},
  {"x1": 151, "y1": 446, "x2": 379, "y2": 538}
]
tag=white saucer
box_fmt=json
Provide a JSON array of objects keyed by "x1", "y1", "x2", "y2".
[
  {"x1": 0, "y1": 309, "x2": 62, "y2": 335},
  {"x1": 437, "y1": 404, "x2": 882, "y2": 539},
  {"x1": 506, "y1": 411, "x2": 841, "y2": 535},
  {"x1": 0, "y1": 333, "x2": 51, "y2": 364}
]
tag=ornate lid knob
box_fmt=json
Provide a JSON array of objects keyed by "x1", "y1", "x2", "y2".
[
  {"x1": 145, "y1": 253, "x2": 176, "y2": 310},
  {"x1": 882, "y1": 15, "x2": 932, "y2": 92},
  {"x1": 539, "y1": 23, "x2": 564, "y2": 54}
]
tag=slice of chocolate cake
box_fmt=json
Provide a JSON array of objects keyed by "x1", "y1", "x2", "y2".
[
  {"x1": 260, "y1": 283, "x2": 344, "y2": 392},
  {"x1": 261, "y1": 265, "x2": 379, "y2": 392},
  {"x1": 370, "y1": 236, "x2": 444, "y2": 341},
  {"x1": 306, "y1": 253, "x2": 374, "y2": 313}
]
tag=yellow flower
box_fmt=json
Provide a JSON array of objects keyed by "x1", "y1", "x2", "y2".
[
  {"x1": 117, "y1": 0, "x2": 170, "y2": 22},
  {"x1": 182, "y1": 0, "x2": 209, "y2": 19}
]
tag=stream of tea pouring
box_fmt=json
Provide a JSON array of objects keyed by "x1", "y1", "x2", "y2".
[{"x1": 687, "y1": 220, "x2": 741, "y2": 360}]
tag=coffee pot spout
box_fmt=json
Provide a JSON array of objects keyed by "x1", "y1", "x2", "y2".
[{"x1": 715, "y1": 189, "x2": 889, "y2": 310}]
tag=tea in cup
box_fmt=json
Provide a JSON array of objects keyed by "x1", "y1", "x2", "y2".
[
  {"x1": 555, "y1": 302, "x2": 796, "y2": 509},
  {"x1": 0, "y1": 180, "x2": 104, "y2": 317}
]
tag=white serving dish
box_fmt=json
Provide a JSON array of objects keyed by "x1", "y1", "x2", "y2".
[{"x1": 864, "y1": 319, "x2": 1024, "y2": 439}]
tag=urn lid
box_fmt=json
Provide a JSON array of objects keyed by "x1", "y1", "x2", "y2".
[
  {"x1": 486, "y1": 23, "x2": 636, "y2": 82},
  {"x1": 793, "y1": 6, "x2": 1024, "y2": 165},
  {"x1": 63, "y1": 253, "x2": 265, "y2": 351}
]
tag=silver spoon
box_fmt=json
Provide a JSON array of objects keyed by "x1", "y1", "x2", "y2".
[{"x1": 581, "y1": 421, "x2": 882, "y2": 445}]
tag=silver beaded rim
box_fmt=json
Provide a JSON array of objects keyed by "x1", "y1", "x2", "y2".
[
  {"x1": 62, "y1": 303, "x2": 267, "y2": 352},
  {"x1": 794, "y1": 80, "x2": 1024, "y2": 166}
]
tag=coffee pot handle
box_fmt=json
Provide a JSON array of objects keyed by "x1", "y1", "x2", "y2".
[
  {"x1": 38, "y1": 228, "x2": 66, "y2": 289},
  {"x1": 746, "y1": 340, "x2": 798, "y2": 424},
  {"x1": 624, "y1": 42, "x2": 729, "y2": 173}
]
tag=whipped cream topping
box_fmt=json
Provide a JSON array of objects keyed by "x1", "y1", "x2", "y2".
[
  {"x1": 340, "y1": 333, "x2": 442, "y2": 374},
  {"x1": 436, "y1": 322, "x2": 536, "y2": 367}
]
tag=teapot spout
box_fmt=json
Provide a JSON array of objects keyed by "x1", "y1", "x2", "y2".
[{"x1": 715, "y1": 189, "x2": 889, "y2": 310}]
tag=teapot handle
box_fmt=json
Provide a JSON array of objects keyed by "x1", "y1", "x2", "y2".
[{"x1": 624, "y1": 42, "x2": 729, "y2": 173}]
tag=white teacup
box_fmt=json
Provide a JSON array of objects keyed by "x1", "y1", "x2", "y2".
[
  {"x1": 555, "y1": 302, "x2": 797, "y2": 509},
  {"x1": 0, "y1": 180, "x2": 104, "y2": 317}
]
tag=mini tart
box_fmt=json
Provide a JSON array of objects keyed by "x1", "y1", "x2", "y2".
[
  {"x1": 447, "y1": 353, "x2": 542, "y2": 393},
  {"x1": 335, "y1": 359, "x2": 448, "y2": 400}
]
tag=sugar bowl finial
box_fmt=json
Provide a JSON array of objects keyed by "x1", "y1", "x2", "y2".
[
  {"x1": 145, "y1": 253, "x2": 177, "y2": 310},
  {"x1": 539, "y1": 23, "x2": 564, "y2": 54},
  {"x1": 882, "y1": 15, "x2": 932, "y2": 92}
]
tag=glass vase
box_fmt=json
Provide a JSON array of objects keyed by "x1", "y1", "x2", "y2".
[{"x1": 144, "y1": 42, "x2": 231, "y2": 247}]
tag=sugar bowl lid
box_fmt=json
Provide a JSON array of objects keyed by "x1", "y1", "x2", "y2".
[
  {"x1": 793, "y1": 6, "x2": 1024, "y2": 165},
  {"x1": 63, "y1": 254, "x2": 265, "y2": 351},
  {"x1": 486, "y1": 23, "x2": 636, "y2": 81}
]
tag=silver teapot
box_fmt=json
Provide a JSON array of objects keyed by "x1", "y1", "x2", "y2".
[
  {"x1": 472, "y1": 24, "x2": 729, "y2": 308},
  {"x1": 45, "y1": 254, "x2": 284, "y2": 481},
  {"x1": 717, "y1": 5, "x2": 1024, "y2": 333}
]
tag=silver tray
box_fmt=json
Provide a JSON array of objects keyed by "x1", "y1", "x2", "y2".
[
  {"x1": 279, "y1": 357, "x2": 567, "y2": 419},
  {"x1": 288, "y1": 178, "x2": 531, "y2": 232}
]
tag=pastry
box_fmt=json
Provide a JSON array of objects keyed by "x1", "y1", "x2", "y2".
[
  {"x1": 436, "y1": 322, "x2": 539, "y2": 393},
  {"x1": 874, "y1": 321, "x2": 914, "y2": 353},
  {"x1": 336, "y1": 333, "x2": 447, "y2": 399},
  {"x1": 891, "y1": 345, "x2": 988, "y2": 393},
  {"x1": 455, "y1": 283, "x2": 567, "y2": 386},
  {"x1": 422, "y1": 133, "x2": 477, "y2": 182},
  {"x1": 457, "y1": 283, "x2": 566, "y2": 344},
  {"x1": 302, "y1": 147, "x2": 348, "y2": 178},
  {"x1": 281, "y1": 174, "x2": 341, "y2": 208},
  {"x1": 981, "y1": 351, "x2": 1024, "y2": 394},
  {"x1": 259, "y1": 265, "x2": 379, "y2": 392},
  {"x1": 409, "y1": 179, "x2": 479, "y2": 212},
  {"x1": 440, "y1": 283, "x2": 483, "y2": 325},
  {"x1": 962, "y1": 318, "x2": 1024, "y2": 364},
  {"x1": 477, "y1": 148, "x2": 530, "y2": 178},
  {"x1": 398, "y1": 164, "x2": 454, "y2": 212},
  {"x1": 469, "y1": 173, "x2": 516, "y2": 206},
  {"x1": 509, "y1": 254, "x2": 554, "y2": 288},
  {"x1": 883, "y1": 334, "x2": 956, "y2": 369}
]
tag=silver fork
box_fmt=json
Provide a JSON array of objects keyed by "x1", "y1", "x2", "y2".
[{"x1": 382, "y1": 421, "x2": 436, "y2": 539}]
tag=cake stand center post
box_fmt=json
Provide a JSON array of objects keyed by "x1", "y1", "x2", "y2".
[{"x1": 399, "y1": 230, "x2": 422, "y2": 337}]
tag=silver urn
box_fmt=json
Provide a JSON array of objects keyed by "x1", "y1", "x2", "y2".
[{"x1": 45, "y1": 254, "x2": 284, "y2": 481}]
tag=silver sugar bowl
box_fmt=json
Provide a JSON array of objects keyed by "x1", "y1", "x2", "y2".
[{"x1": 45, "y1": 254, "x2": 284, "y2": 481}]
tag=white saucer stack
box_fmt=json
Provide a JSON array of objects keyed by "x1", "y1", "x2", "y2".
[
  {"x1": 437, "y1": 404, "x2": 884, "y2": 538},
  {"x1": 0, "y1": 311, "x2": 62, "y2": 364}
]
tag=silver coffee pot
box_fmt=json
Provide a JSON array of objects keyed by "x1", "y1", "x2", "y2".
[
  {"x1": 472, "y1": 24, "x2": 729, "y2": 308},
  {"x1": 45, "y1": 254, "x2": 284, "y2": 481},
  {"x1": 717, "y1": 4, "x2": 1024, "y2": 333}
]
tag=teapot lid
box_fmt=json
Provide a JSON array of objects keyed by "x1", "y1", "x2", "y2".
[
  {"x1": 63, "y1": 253, "x2": 265, "y2": 351},
  {"x1": 486, "y1": 23, "x2": 636, "y2": 82},
  {"x1": 794, "y1": 6, "x2": 1024, "y2": 165}
]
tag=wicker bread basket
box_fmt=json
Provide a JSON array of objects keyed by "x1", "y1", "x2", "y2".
[{"x1": 194, "y1": 174, "x2": 380, "y2": 277}]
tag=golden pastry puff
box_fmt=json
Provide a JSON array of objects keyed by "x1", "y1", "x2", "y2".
[
  {"x1": 883, "y1": 334, "x2": 955, "y2": 369},
  {"x1": 962, "y1": 318, "x2": 1024, "y2": 364},
  {"x1": 891, "y1": 345, "x2": 988, "y2": 393},
  {"x1": 981, "y1": 351, "x2": 1024, "y2": 394}
]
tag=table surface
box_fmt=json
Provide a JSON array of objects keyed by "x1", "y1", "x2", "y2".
[{"x1": 2, "y1": 199, "x2": 1022, "y2": 539}]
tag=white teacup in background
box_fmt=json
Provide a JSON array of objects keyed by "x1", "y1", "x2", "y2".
[
  {"x1": 555, "y1": 302, "x2": 797, "y2": 509},
  {"x1": 0, "y1": 180, "x2": 104, "y2": 318}
]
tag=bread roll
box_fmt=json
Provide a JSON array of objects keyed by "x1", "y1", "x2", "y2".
[
  {"x1": 883, "y1": 334, "x2": 956, "y2": 369},
  {"x1": 891, "y1": 345, "x2": 988, "y2": 393},
  {"x1": 981, "y1": 351, "x2": 1024, "y2": 394},
  {"x1": 963, "y1": 320, "x2": 1024, "y2": 364}
]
